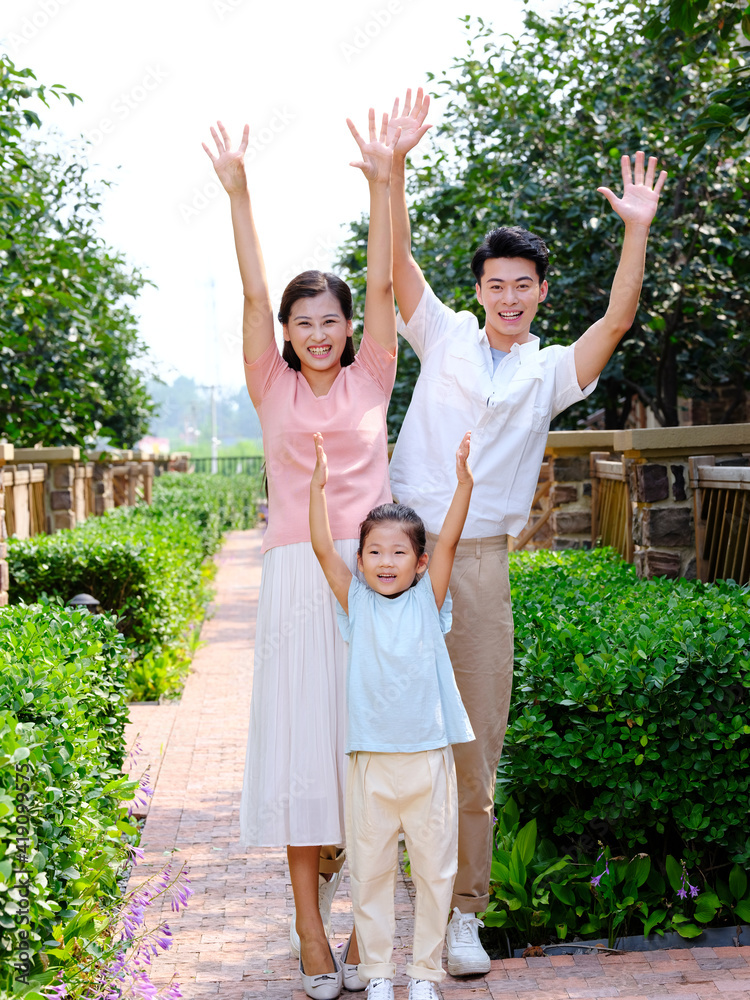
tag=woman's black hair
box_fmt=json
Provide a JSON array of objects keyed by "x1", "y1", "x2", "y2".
[{"x1": 278, "y1": 270, "x2": 355, "y2": 370}]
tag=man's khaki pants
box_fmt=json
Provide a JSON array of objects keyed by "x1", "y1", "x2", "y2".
[
  {"x1": 427, "y1": 532, "x2": 514, "y2": 914},
  {"x1": 345, "y1": 748, "x2": 458, "y2": 983}
]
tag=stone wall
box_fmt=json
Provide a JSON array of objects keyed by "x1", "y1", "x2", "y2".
[
  {"x1": 0, "y1": 444, "x2": 11, "y2": 607},
  {"x1": 513, "y1": 425, "x2": 750, "y2": 582}
]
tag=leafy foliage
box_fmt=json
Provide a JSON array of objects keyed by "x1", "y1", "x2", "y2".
[
  {"x1": 484, "y1": 798, "x2": 750, "y2": 953},
  {"x1": 7, "y1": 508, "x2": 205, "y2": 657},
  {"x1": 0, "y1": 603, "x2": 136, "y2": 982},
  {"x1": 7, "y1": 473, "x2": 262, "y2": 701},
  {"x1": 646, "y1": 0, "x2": 750, "y2": 154},
  {"x1": 0, "y1": 54, "x2": 155, "y2": 447},
  {"x1": 504, "y1": 548, "x2": 750, "y2": 875},
  {"x1": 336, "y1": 0, "x2": 750, "y2": 434}
]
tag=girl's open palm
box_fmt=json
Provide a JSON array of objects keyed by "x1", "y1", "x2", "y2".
[
  {"x1": 387, "y1": 87, "x2": 431, "y2": 157},
  {"x1": 456, "y1": 431, "x2": 473, "y2": 486},
  {"x1": 202, "y1": 121, "x2": 249, "y2": 196},
  {"x1": 347, "y1": 109, "x2": 400, "y2": 184},
  {"x1": 598, "y1": 151, "x2": 667, "y2": 228},
  {"x1": 311, "y1": 433, "x2": 329, "y2": 490}
]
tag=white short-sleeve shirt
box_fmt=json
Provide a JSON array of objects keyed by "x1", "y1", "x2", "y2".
[{"x1": 389, "y1": 283, "x2": 598, "y2": 538}]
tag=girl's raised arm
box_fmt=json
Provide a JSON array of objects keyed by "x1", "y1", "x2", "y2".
[
  {"x1": 429, "y1": 432, "x2": 473, "y2": 611},
  {"x1": 346, "y1": 110, "x2": 399, "y2": 355},
  {"x1": 310, "y1": 433, "x2": 354, "y2": 614},
  {"x1": 203, "y1": 121, "x2": 275, "y2": 364}
]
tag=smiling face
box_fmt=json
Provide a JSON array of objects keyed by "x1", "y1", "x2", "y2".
[
  {"x1": 357, "y1": 522, "x2": 429, "y2": 599},
  {"x1": 283, "y1": 290, "x2": 353, "y2": 378},
  {"x1": 476, "y1": 256, "x2": 548, "y2": 348}
]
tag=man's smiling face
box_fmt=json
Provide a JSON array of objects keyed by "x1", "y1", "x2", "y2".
[{"x1": 475, "y1": 256, "x2": 548, "y2": 347}]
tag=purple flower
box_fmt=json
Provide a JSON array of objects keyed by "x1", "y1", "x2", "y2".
[
  {"x1": 168, "y1": 867, "x2": 192, "y2": 912},
  {"x1": 590, "y1": 848, "x2": 610, "y2": 889},
  {"x1": 127, "y1": 844, "x2": 146, "y2": 865},
  {"x1": 40, "y1": 977, "x2": 67, "y2": 1000},
  {"x1": 678, "y1": 860, "x2": 699, "y2": 902}
]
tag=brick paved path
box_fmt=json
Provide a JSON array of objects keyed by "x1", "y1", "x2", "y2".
[{"x1": 125, "y1": 530, "x2": 750, "y2": 1000}]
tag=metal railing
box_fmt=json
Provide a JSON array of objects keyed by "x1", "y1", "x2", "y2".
[
  {"x1": 191, "y1": 456, "x2": 264, "y2": 476},
  {"x1": 690, "y1": 457, "x2": 750, "y2": 585},
  {"x1": 590, "y1": 453, "x2": 633, "y2": 562}
]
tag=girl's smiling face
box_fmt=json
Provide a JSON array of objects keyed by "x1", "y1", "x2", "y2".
[
  {"x1": 283, "y1": 291, "x2": 352, "y2": 377},
  {"x1": 357, "y1": 522, "x2": 429, "y2": 599}
]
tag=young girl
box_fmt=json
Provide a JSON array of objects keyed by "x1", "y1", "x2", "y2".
[
  {"x1": 203, "y1": 111, "x2": 400, "y2": 999},
  {"x1": 309, "y1": 430, "x2": 476, "y2": 1000}
]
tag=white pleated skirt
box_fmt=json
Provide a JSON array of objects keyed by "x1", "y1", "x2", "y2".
[{"x1": 239, "y1": 538, "x2": 359, "y2": 848}]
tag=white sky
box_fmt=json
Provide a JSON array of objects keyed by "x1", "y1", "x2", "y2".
[{"x1": 1, "y1": 0, "x2": 544, "y2": 393}]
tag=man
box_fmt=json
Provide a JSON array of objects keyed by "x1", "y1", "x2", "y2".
[{"x1": 387, "y1": 89, "x2": 666, "y2": 975}]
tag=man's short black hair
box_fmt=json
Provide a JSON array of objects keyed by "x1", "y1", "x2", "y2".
[{"x1": 471, "y1": 226, "x2": 550, "y2": 284}]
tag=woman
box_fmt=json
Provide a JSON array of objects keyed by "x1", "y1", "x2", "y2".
[{"x1": 203, "y1": 110, "x2": 399, "y2": 999}]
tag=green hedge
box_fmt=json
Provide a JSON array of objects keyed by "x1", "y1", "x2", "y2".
[
  {"x1": 8, "y1": 509, "x2": 204, "y2": 657},
  {"x1": 7, "y1": 472, "x2": 262, "y2": 660},
  {"x1": 0, "y1": 603, "x2": 135, "y2": 983},
  {"x1": 147, "y1": 472, "x2": 262, "y2": 556},
  {"x1": 503, "y1": 548, "x2": 750, "y2": 873}
]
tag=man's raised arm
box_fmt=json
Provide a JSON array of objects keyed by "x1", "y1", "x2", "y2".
[
  {"x1": 387, "y1": 88, "x2": 432, "y2": 325},
  {"x1": 574, "y1": 151, "x2": 667, "y2": 390}
]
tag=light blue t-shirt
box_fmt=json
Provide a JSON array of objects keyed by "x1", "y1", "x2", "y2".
[
  {"x1": 490, "y1": 346, "x2": 510, "y2": 374},
  {"x1": 336, "y1": 572, "x2": 475, "y2": 754}
]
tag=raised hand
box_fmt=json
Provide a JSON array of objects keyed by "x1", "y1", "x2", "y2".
[
  {"x1": 387, "y1": 86, "x2": 431, "y2": 158},
  {"x1": 202, "y1": 121, "x2": 249, "y2": 197},
  {"x1": 311, "y1": 432, "x2": 329, "y2": 490},
  {"x1": 455, "y1": 431, "x2": 473, "y2": 487},
  {"x1": 347, "y1": 109, "x2": 400, "y2": 185},
  {"x1": 598, "y1": 151, "x2": 667, "y2": 228}
]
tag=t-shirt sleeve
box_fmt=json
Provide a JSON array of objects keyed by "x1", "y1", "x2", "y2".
[
  {"x1": 336, "y1": 576, "x2": 361, "y2": 643},
  {"x1": 354, "y1": 328, "x2": 397, "y2": 395},
  {"x1": 396, "y1": 283, "x2": 458, "y2": 363},
  {"x1": 420, "y1": 571, "x2": 452, "y2": 635},
  {"x1": 551, "y1": 344, "x2": 599, "y2": 419},
  {"x1": 243, "y1": 338, "x2": 288, "y2": 409}
]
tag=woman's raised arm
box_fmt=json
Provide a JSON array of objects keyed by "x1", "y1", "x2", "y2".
[
  {"x1": 203, "y1": 121, "x2": 275, "y2": 364},
  {"x1": 346, "y1": 110, "x2": 399, "y2": 355}
]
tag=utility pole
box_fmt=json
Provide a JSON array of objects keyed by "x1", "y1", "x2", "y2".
[
  {"x1": 210, "y1": 383, "x2": 218, "y2": 475},
  {"x1": 210, "y1": 278, "x2": 220, "y2": 475}
]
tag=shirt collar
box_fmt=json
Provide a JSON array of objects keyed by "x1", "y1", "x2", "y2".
[{"x1": 480, "y1": 328, "x2": 541, "y2": 360}]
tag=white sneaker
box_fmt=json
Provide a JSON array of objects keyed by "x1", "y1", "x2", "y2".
[
  {"x1": 366, "y1": 980, "x2": 394, "y2": 1000},
  {"x1": 291, "y1": 869, "x2": 344, "y2": 957},
  {"x1": 445, "y1": 906, "x2": 491, "y2": 976},
  {"x1": 408, "y1": 979, "x2": 441, "y2": 1000}
]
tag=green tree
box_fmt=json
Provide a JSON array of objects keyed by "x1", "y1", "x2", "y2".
[
  {"x1": 646, "y1": 0, "x2": 750, "y2": 154},
  {"x1": 0, "y1": 55, "x2": 155, "y2": 447},
  {"x1": 336, "y1": 0, "x2": 750, "y2": 433}
]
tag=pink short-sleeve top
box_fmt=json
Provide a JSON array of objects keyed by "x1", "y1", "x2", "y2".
[{"x1": 244, "y1": 331, "x2": 397, "y2": 553}]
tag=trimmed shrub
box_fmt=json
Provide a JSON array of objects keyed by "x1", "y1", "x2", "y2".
[
  {"x1": 0, "y1": 603, "x2": 135, "y2": 980},
  {"x1": 8, "y1": 509, "x2": 204, "y2": 656},
  {"x1": 504, "y1": 548, "x2": 750, "y2": 874},
  {"x1": 148, "y1": 472, "x2": 262, "y2": 556}
]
